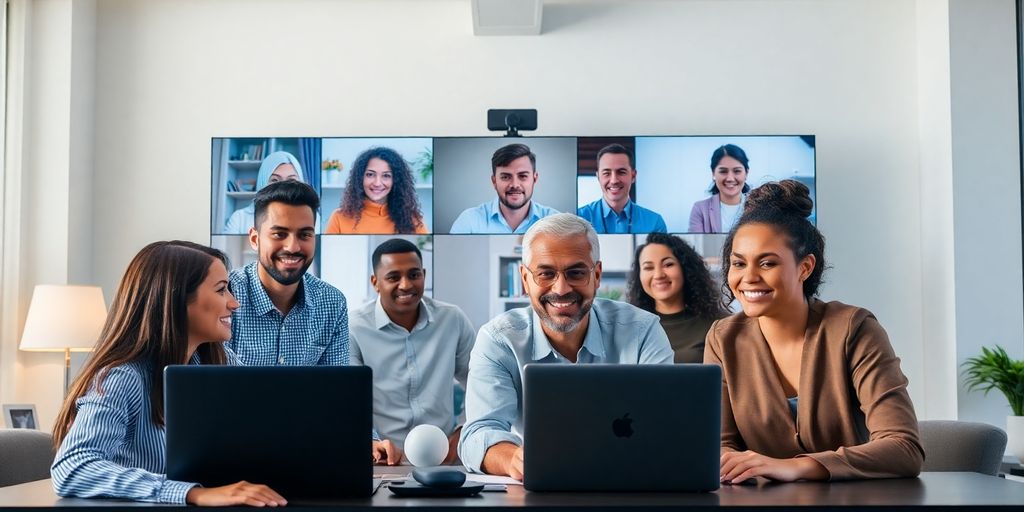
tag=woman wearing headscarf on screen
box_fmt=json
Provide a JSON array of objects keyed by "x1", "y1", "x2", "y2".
[
  {"x1": 689, "y1": 144, "x2": 751, "y2": 233},
  {"x1": 704, "y1": 180, "x2": 923, "y2": 484},
  {"x1": 324, "y1": 147, "x2": 428, "y2": 234},
  {"x1": 224, "y1": 151, "x2": 307, "y2": 234},
  {"x1": 626, "y1": 233, "x2": 727, "y2": 363},
  {"x1": 51, "y1": 241, "x2": 286, "y2": 506}
]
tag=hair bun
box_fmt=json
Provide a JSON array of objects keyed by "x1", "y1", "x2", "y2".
[{"x1": 744, "y1": 180, "x2": 813, "y2": 218}]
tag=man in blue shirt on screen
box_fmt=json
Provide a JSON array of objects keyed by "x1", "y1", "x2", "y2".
[
  {"x1": 458, "y1": 213, "x2": 673, "y2": 480},
  {"x1": 228, "y1": 180, "x2": 349, "y2": 367},
  {"x1": 576, "y1": 143, "x2": 667, "y2": 234},
  {"x1": 449, "y1": 143, "x2": 559, "y2": 234}
]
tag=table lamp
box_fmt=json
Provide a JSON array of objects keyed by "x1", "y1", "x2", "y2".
[{"x1": 19, "y1": 285, "x2": 107, "y2": 393}]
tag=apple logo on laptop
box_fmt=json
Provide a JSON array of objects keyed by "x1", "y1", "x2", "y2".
[{"x1": 612, "y1": 413, "x2": 633, "y2": 438}]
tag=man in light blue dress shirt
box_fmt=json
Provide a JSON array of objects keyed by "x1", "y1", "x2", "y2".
[
  {"x1": 576, "y1": 143, "x2": 667, "y2": 234},
  {"x1": 349, "y1": 239, "x2": 476, "y2": 465},
  {"x1": 449, "y1": 143, "x2": 559, "y2": 234},
  {"x1": 458, "y1": 213, "x2": 674, "y2": 479}
]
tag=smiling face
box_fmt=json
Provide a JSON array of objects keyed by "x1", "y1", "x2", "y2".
[
  {"x1": 268, "y1": 163, "x2": 299, "y2": 184},
  {"x1": 250, "y1": 202, "x2": 316, "y2": 286},
  {"x1": 371, "y1": 251, "x2": 426, "y2": 320},
  {"x1": 363, "y1": 158, "x2": 394, "y2": 204},
  {"x1": 186, "y1": 258, "x2": 239, "y2": 346},
  {"x1": 727, "y1": 223, "x2": 814, "y2": 318},
  {"x1": 713, "y1": 155, "x2": 748, "y2": 204},
  {"x1": 491, "y1": 155, "x2": 537, "y2": 210},
  {"x1": 638, "y1": 243, "x2": 684, "y2": 312},
  {"x1": 521, "y1": 233, "x2": 602, "y2": 335},
  {"x1": 597, "y1": 152, "x2": 636, "y2": 209}
]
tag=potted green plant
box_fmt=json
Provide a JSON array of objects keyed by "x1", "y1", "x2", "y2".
[
  {"x1": 962, "y1": 345, "x2": 1024, "y2": 463},
  {"x1": 413, "y1": 147, "x2": 433, "y2": 184}
]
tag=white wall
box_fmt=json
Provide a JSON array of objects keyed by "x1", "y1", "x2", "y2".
[
  {"x1": 90, "y1": 0, "x2": 932, "y2": 407},
  {"x1": 5, "y1": 0, "x2": 1022, "y2": 430},
  {"x1": 947, "y1": 0, "x2": 1024, "y2": 423}
]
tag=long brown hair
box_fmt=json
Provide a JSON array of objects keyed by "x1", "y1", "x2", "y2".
[{"x1": 53, "y1": 241, "x2": 230, "y2": 447}]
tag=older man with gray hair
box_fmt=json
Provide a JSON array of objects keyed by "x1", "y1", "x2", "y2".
[{"x1": 458, "y1": 213, "x2": 673, "y2": 479}]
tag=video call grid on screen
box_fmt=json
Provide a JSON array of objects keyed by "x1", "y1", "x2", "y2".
[
  {"x1": 210, "y1": 134, "x2": 812, "y2": 328},
  {"x1": 211, "y1": 135, "x2": 816, "y2": 236}
]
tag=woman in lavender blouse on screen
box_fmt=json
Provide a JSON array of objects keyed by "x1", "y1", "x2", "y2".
[{"x1": 689, "y1": 144, "x2": 750, "y2": 233}]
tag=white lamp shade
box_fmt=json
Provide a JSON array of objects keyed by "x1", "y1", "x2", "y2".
[{"x1": 19, "y1": 285, "x2": 107, "y2": 352}]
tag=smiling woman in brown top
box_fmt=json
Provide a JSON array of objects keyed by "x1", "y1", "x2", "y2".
[{"x1": 704, "y1": 180, "x2": 924, "y2": 484}]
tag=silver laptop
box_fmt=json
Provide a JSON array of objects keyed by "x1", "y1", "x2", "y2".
[{"x1": 523, "y1": 364, "x2": 721, "y2": 492}]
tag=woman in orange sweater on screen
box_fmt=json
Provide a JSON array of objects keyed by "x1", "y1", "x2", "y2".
[{"x1": 325, "y1": 147, "x2": 428, "y2": 234}]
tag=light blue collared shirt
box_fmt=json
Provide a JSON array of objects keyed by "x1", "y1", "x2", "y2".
[
  {"x1": 458, "y1": 298, "x2": 673, "y2": 473},
  {"x1": 449, "y1": 199, "x2": 559, "y2": 234},
  {"x1": 576, "y1": 199, "x2": 668, "y2": 234},
  {"x1": 349, "y1": 296, "x2": 476, "y2": 449}
]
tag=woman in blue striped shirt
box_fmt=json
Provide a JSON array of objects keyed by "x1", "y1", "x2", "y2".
[{"x1": 51, "y1": 241, "x2": 286, "y2": 506}]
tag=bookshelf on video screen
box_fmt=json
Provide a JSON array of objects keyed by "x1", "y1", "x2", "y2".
[{"x1": 210, "y1": 134, "x2": 816, "y2": 330}]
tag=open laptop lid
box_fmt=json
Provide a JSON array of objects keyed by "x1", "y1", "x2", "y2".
[
  {"x1": 523, "y1": 363, "x2": 721, "y2": 492},
  {"x1": 165, "y1": 366, "x2": 373, "y2": 498}
]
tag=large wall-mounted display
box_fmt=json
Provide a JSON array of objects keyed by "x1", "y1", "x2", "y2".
[{"x1": 210, "y1": 135, "x2": 815, "y2": 329}]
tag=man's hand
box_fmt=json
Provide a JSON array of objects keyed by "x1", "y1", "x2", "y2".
[
  {"x1": 185, "y1": 481, "x2": 287, "y2": 507},
  {"x1": 481, "y1": 442, "x2": 524, "y2": 481},
  {"x1": 372, "y1": 439, "x2": 403, "y2": 466},
  {"x1": 720, "y1": 450, "x2": 828, "y2": 484},
  {"x1": 444, "y1": 427, "x2": 462, "y2": 464}
]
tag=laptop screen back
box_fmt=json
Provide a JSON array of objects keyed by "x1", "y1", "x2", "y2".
[
  {"x1": 523, "y1": 364, "x2": 721, "y2": 492},
  {"x1": 165, "y1": 366, "x2": 372, "y2": 498}
]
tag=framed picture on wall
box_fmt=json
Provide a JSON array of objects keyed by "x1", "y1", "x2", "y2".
[{"x1": 3, "y1": 404, "x2": 39, "y2": 429}]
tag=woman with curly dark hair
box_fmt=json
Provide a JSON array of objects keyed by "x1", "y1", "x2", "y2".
[
  {"x1": 626, "y1": 233, "x2": 727, "y2": 362},
  {"x1": 325, "y1": 147, "x2": 428, "y2": 234}
]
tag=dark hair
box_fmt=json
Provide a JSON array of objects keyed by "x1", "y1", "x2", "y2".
[
  {"x1": 720, "y1": 180, "x2": 825, "y2": 303},
  {"x1": 627, "y1": 233, "x2": 727, "y2": 320},
  {"x1": 708, "y1": 144, "x2": 752, "y2": 195},
  {"x1": 491, "y1": 143, "x2": 536, "y2": 174},
  {"x1": 339, "y1": 147, "x2": 424, "y2": 233},
  {"x1": 371, "y1": 238, "x2": 423, "y2": 271},
  {"x1": 596, "y1": 143, "x2": 635, "y2": 169},
  {"x1": 253, "y1": 180, "x2": 321, "y2": 229},
  {"x1": 54, "y1": 241, "x2": 230, "y2": 447}
]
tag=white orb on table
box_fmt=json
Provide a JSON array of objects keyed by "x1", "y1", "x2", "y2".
[{"x1": 404, "y1": 424, "x2": 448, "y2": 467}]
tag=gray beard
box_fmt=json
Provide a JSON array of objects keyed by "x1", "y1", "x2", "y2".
[{"x1": 537, "y1": 299, "x2": 593, "y2": 334}]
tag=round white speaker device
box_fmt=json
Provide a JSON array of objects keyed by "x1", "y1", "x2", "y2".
[{"x1": 404, "y1": 424, "x2": 449, "y2": 467}]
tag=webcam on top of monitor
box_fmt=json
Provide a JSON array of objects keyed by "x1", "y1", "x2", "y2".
[{"x1": 488, "y1": 109, "x2": 537, "y2": 137}]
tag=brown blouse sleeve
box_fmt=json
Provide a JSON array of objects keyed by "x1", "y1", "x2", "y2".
[
  {"x1": 703, "y1": 321, "x2": 744, "y2": 454},
  {"x1": 800, "y1": 310, "x2": 924, "y2": 480}
]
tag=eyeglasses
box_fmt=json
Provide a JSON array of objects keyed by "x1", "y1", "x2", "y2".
[{"x1": 523, "y1": 266, "x2": 595, "y2": 287}]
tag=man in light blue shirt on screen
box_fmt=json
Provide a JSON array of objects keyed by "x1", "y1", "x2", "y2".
[
  {"x1": 449, "y1": 143, "x2": 559, "y2": 234},
  {"x1": 458, "y1": 213, "x2": 674, "y2": 480},
  {"x1": 349, "y1": 238, "x2": 476, "y2": 466},
  {"x1": 576, "y1": 143, "x2": 667, "y2": 234}
]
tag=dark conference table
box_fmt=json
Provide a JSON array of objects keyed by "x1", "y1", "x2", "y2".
[{"x1": 1, "y1": 471, "x2": 1022, "y2": 510}]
